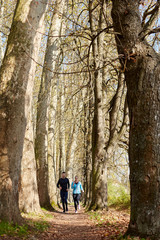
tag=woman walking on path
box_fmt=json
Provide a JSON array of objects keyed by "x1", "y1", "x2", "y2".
[{"x1": 71, "y1": 176, "x2": 84, "y2": 213}]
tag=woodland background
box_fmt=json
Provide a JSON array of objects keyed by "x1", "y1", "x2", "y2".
[{"x1": 0, "y1": 0, "x2": 160, "y2": 239}]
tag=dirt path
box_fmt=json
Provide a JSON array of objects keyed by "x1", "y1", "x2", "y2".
[
  {"x1": 1, "y1": 206, "x2": 130, "y2": 240},
  {"x1": 39, "y1": 205, "x2": 106, "y2": 240}
]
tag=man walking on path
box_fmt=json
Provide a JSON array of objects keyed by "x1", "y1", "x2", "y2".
[
  {"x1": 71, "y1": 176, "x2": 84, "y2": 213},
  {"x1": 57, "y1": 172, "x2": 70, "y2": 213}
]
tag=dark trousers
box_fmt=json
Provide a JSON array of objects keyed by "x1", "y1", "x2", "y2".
[
  {"x1": 60, "y1": 191, "x2": 68, "y2": 212},
  {"x1": 73, "y1": 194, "x2": 81, "y2": 211}
]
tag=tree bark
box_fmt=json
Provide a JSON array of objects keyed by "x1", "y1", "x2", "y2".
[
  {"x1": 105, "y1": 73, "x2": 127, "y2": 159},
  {"x1": 65, "y1": 94, "x2": 80, "y2": 201},
  {"x1": 111, "y1": 0, "x2": 160, "y2": 238},
  {"x1": 0, "y1": 0, "x2": 4, "y2": 66},
  {"x1": 89, "y1": 0, "x2": 107, "y2": 210},
  {"x1": 48, "y1": 82, "x2": 58, "y2": 206},
  {"x1": 0, "y1": 0, "x2": 48, "y2": 223},
  {"x1": 19, "y1": 12, "x2": 46, "y2": 214},
  {"x1": 83, "y1": 87, "x2": 92, "y2": 207},
  {"x1": 59, "y1": 81, "x2": 66, "y2": 172},
  {"x1": 35, "y1": 0, "x2": 65, "y2": 208}
]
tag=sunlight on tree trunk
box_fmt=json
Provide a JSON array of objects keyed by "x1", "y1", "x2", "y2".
[
  {"x1": 0, "y1": 0, "x2": 48, "y2": 223},
  {"x1": 19, "y1": 13, "x2": 46, "y2": 214},
  {"x1": 35, "y1": 0, "x2": 65, "y2": 208}
]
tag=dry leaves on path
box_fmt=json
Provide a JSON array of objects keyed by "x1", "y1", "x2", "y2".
[{"x1": 0, "y1": 206, "x2": 150, "y2": 240}]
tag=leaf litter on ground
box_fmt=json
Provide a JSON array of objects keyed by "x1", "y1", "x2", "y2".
[{"x1": 0, "y1": 206, "x2": 151, "y2": 240}]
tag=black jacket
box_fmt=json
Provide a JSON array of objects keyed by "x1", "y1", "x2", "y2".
[{"x1": 57, "y1": 178, "x2": 70, "y2": 192}]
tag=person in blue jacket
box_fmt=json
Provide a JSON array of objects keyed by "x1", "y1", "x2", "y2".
[{"x1": 71, "y1": 176, "x2": 84, "y2": 213}]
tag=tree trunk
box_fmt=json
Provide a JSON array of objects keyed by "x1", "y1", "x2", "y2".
[
  {"x1": 66, "y1": 112, "x2": 78, "y2": 201},
  {"x1": 19, "y1": 14, "x2": 46, "y2": 214},
  {"x1": 59, "y1": 81, "x2": 66, "y2": 172},
  {"x1": 0, "y1": 0, "x2": 4, "y2": 66},
  {"x1": 83, "y1": 86, "x2": 93, "y2": 207},
  {"x1": 0, "y1": 0, "x2": 48, "y2": 223},
  {"x1": 105, "y1": 73, "x2": 127, "y2": 158},
  {"x1": 89, "y1": 0, "x2": 107, "y2": 210},
  {"x1": 111, "y1": 0, "x2": 160, "y2": 238},
  {"x1": 48, "y1": 83, "x2": 58, "y2": 205},
  {"x1": 35, "y1": 0, "x2": 65, "y2": 208}
]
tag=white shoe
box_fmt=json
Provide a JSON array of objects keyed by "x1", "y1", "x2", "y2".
[
  {"x1": 78, "y1": 205, "x2": 80, "y2": 210},
  {"x1": 75, "y1": 210, "x2": 78, "y2": 213}
]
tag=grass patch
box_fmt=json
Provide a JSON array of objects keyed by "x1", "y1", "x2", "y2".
[
  {"x1": 32, "y1": 221, "x2": 49, "y2": 232},
  {"x1": 108, "y1": 181, "x2": 130, "y2": 209},
  {"x1": 0, "y1": 209, "x2": 51, "y2": 239},
  {"x1": 40, "y1": 208, "x2": 53, "y2": 219},
  {"x1": 26, "y1": 208, "x2": 54, "y2": 220},
  {"x1": 0, "y1": 221, "x2": 28, "y2": 238},
  {"x1": 89, "y1": 211, "x2": 105, "y2": 224},
  {"x1": 0, "y1": 220, "x2": 49, "y2": 238}
]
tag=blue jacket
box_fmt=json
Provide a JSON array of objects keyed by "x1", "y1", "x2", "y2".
[{"x1": 71, "y1": 181, "x2": 84, "y2": 194}]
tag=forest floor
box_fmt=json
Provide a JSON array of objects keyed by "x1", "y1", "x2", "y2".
[
  {"x1": 36, "y1": 206, "x2": 130, "y2": 240},
  {"x1": 0, "y1": 205, "x2": 146, "y2": 240}
]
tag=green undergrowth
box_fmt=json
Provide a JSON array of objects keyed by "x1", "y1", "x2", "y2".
[
  {"x1": 0, "y1": 209, "x2": 52, "y2": 239},
  {"x1": 0, "y1": 221, "x2": 28, "y2": 238},
  {"x1": 108, "y1": 181, "x2": 130, "y2": 209},
  {"x1": 89, "y1": 211, "x2": 105, "y2": 223},
  {"x1": 0, "y1": 220, "x2": 49, "y2": 238},
  {"x1": 40, "y1": 208, "x2": 54, "y2": 218}
]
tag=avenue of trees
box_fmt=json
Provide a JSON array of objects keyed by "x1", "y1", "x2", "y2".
[{"x1": 0, "y1": 0, "x2": 159, "y2": 239}]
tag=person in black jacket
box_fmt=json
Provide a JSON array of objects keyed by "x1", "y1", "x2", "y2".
[{"x1": 57, "y1": 172, "x2": 70, "y2": 213}]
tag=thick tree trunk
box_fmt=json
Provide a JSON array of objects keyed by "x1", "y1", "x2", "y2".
[
  {"x1": 35, "y1": 0, "x2": 65, "y2": 208},
  {"x1": 19, "y1": 15, "x2": 46, "y2": 214},
  {"x1": 111, "y1": 0, "x2": 160, "y2": 238},
  {"x1": 0, "y1": 0, "x2": 48, "y2": 223},
  {"x1": 127, "y1": 51, "x2": 160, "y2": 239}
]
